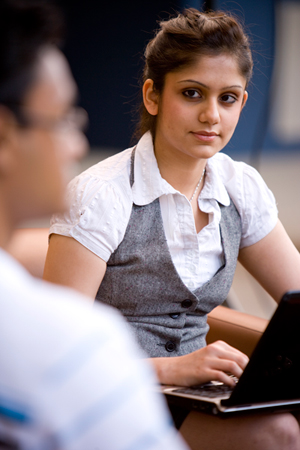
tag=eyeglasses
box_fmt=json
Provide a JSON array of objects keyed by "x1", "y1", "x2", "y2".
[{"x1": 3, "y1": 103, "x2": 89, "y2": 133}]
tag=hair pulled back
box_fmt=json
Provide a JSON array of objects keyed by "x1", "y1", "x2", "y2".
[{"x1": 136, "y1": 8, "x2": 253, "y2": 139}]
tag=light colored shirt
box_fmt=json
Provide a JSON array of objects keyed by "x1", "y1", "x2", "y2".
[
  {"x1": 50, "y1": 131, "x2": 278, "y2": 291},
  {"x1": 0, "y1": 249, "x2": 188, "y2": 450}
]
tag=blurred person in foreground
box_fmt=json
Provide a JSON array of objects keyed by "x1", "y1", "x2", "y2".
[{"x1": 0, "y1": 1, "x2": 189, "y2": 449}]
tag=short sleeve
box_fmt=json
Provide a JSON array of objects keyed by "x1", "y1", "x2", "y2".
[
  {"x1": 225, "y1": 160, "x2": 278, "y2": 248},
  {"x1": 49, "y1": 172, "x2": 133, "y2": 262}
]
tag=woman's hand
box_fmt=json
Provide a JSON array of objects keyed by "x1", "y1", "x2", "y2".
[{"x1": 151, "y1": 340, "x2": 249, "y2": 387}]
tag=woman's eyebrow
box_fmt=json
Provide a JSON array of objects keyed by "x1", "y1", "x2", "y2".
[{"x1": 177, "y1": 79, "x2": 244, "y2": 90}]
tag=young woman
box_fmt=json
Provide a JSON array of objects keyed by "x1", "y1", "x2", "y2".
[{"x1": 44, "y1": 9, "x2": 300, "y2": 450}]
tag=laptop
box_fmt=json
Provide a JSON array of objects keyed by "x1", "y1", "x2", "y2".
[{"x1": 161, "y1": 290, "x2": 300, "y2": 416}]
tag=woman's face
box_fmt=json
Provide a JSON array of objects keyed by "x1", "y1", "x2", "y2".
[{"x1": 144, "y1": 53, "x2": 248, "y2": 164}]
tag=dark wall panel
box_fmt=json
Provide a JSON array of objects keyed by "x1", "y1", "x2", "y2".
[{"x1": 58, "y1": 1, "x2": 182, "y2": 149}]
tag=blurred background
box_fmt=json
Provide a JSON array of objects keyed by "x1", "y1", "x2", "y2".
[{"x1": 34, "y1": 0, "x2": 300, "y2": 317}]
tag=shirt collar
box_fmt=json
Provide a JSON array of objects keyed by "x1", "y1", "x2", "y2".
[
  {"x1": 132, "y1": 131, "x2": 178, "y2": 205},
  {"x1": 200, "y1": 156, "x2": 231, "y2": 206},
  {"x1": 132, "y1": 131, "x2": 230, "y2": 207}
]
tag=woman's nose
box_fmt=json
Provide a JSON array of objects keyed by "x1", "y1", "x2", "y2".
[{"x1": 198, "y1": 99, "x2": 220, "y2": 125}]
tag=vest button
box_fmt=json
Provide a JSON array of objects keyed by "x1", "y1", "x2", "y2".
[
  {"x1": 165, "y1": 341, "x2": 176, "y2": 352},
  {"x1": 181, "y1": 299, "x2": 192, "y2": 308},
  {"x1": 169, "y1": 313, "x2": 180, "y2": 319}
]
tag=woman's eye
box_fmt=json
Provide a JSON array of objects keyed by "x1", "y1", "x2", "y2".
[
  {"x1": 183, "y1": 89, "x2": 201, "y2": 99},
  {"x1": 221, "y1": 94, "x2": 237, "y2": 104}
]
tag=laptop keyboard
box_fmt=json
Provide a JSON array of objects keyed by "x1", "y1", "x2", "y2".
[{"x1": 173, "y1": 382, "x2": 234, "y2": 398}]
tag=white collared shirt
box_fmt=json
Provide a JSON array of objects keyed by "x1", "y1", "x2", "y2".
[{"x1": 50, "y1": 132, "x2": 278, "y2": 290}]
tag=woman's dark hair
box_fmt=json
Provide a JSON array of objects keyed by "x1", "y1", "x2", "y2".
[
  {"x1": 0, "y1": 0, "x2": 64, "y2": 109},
  {"x1": 135, "y1": 8, "x2": 253, "y2": 140}
]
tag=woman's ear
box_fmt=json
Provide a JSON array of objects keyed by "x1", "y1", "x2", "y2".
[
  {"x1": 143, "y1": 79, "x2": 159, "y2": 116},
  {"x1": 241, "y1": 90, "x2": 248, "y2": 109}
]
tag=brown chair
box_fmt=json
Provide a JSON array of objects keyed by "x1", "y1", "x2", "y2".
[
  {"x1": 7, "y1": 227, "x2": 268, "y2": 357},
  {"x1": 207, "y1": 304, "x2": 267, "y2": 357}
]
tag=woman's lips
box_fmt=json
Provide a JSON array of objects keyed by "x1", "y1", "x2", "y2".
[{"x1": 192, "y1": 131, "x2": 218, "y2": 142}]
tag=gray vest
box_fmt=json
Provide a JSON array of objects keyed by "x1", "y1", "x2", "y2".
[{"x1": 96, "y1": 149, "x2": 242, "y2": 357}]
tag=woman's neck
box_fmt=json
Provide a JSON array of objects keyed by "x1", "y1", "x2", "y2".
[{"x1": 154, "y1": 144, "x2": 207, "y2": 199}]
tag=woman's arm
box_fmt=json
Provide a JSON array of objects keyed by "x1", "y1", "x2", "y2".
[
  {"x1": 43, "y1": 234, "x2": 106, "y2": 300},
  {"x1": 238, "y1": 219, "x2": 300, "y2": 303}
]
